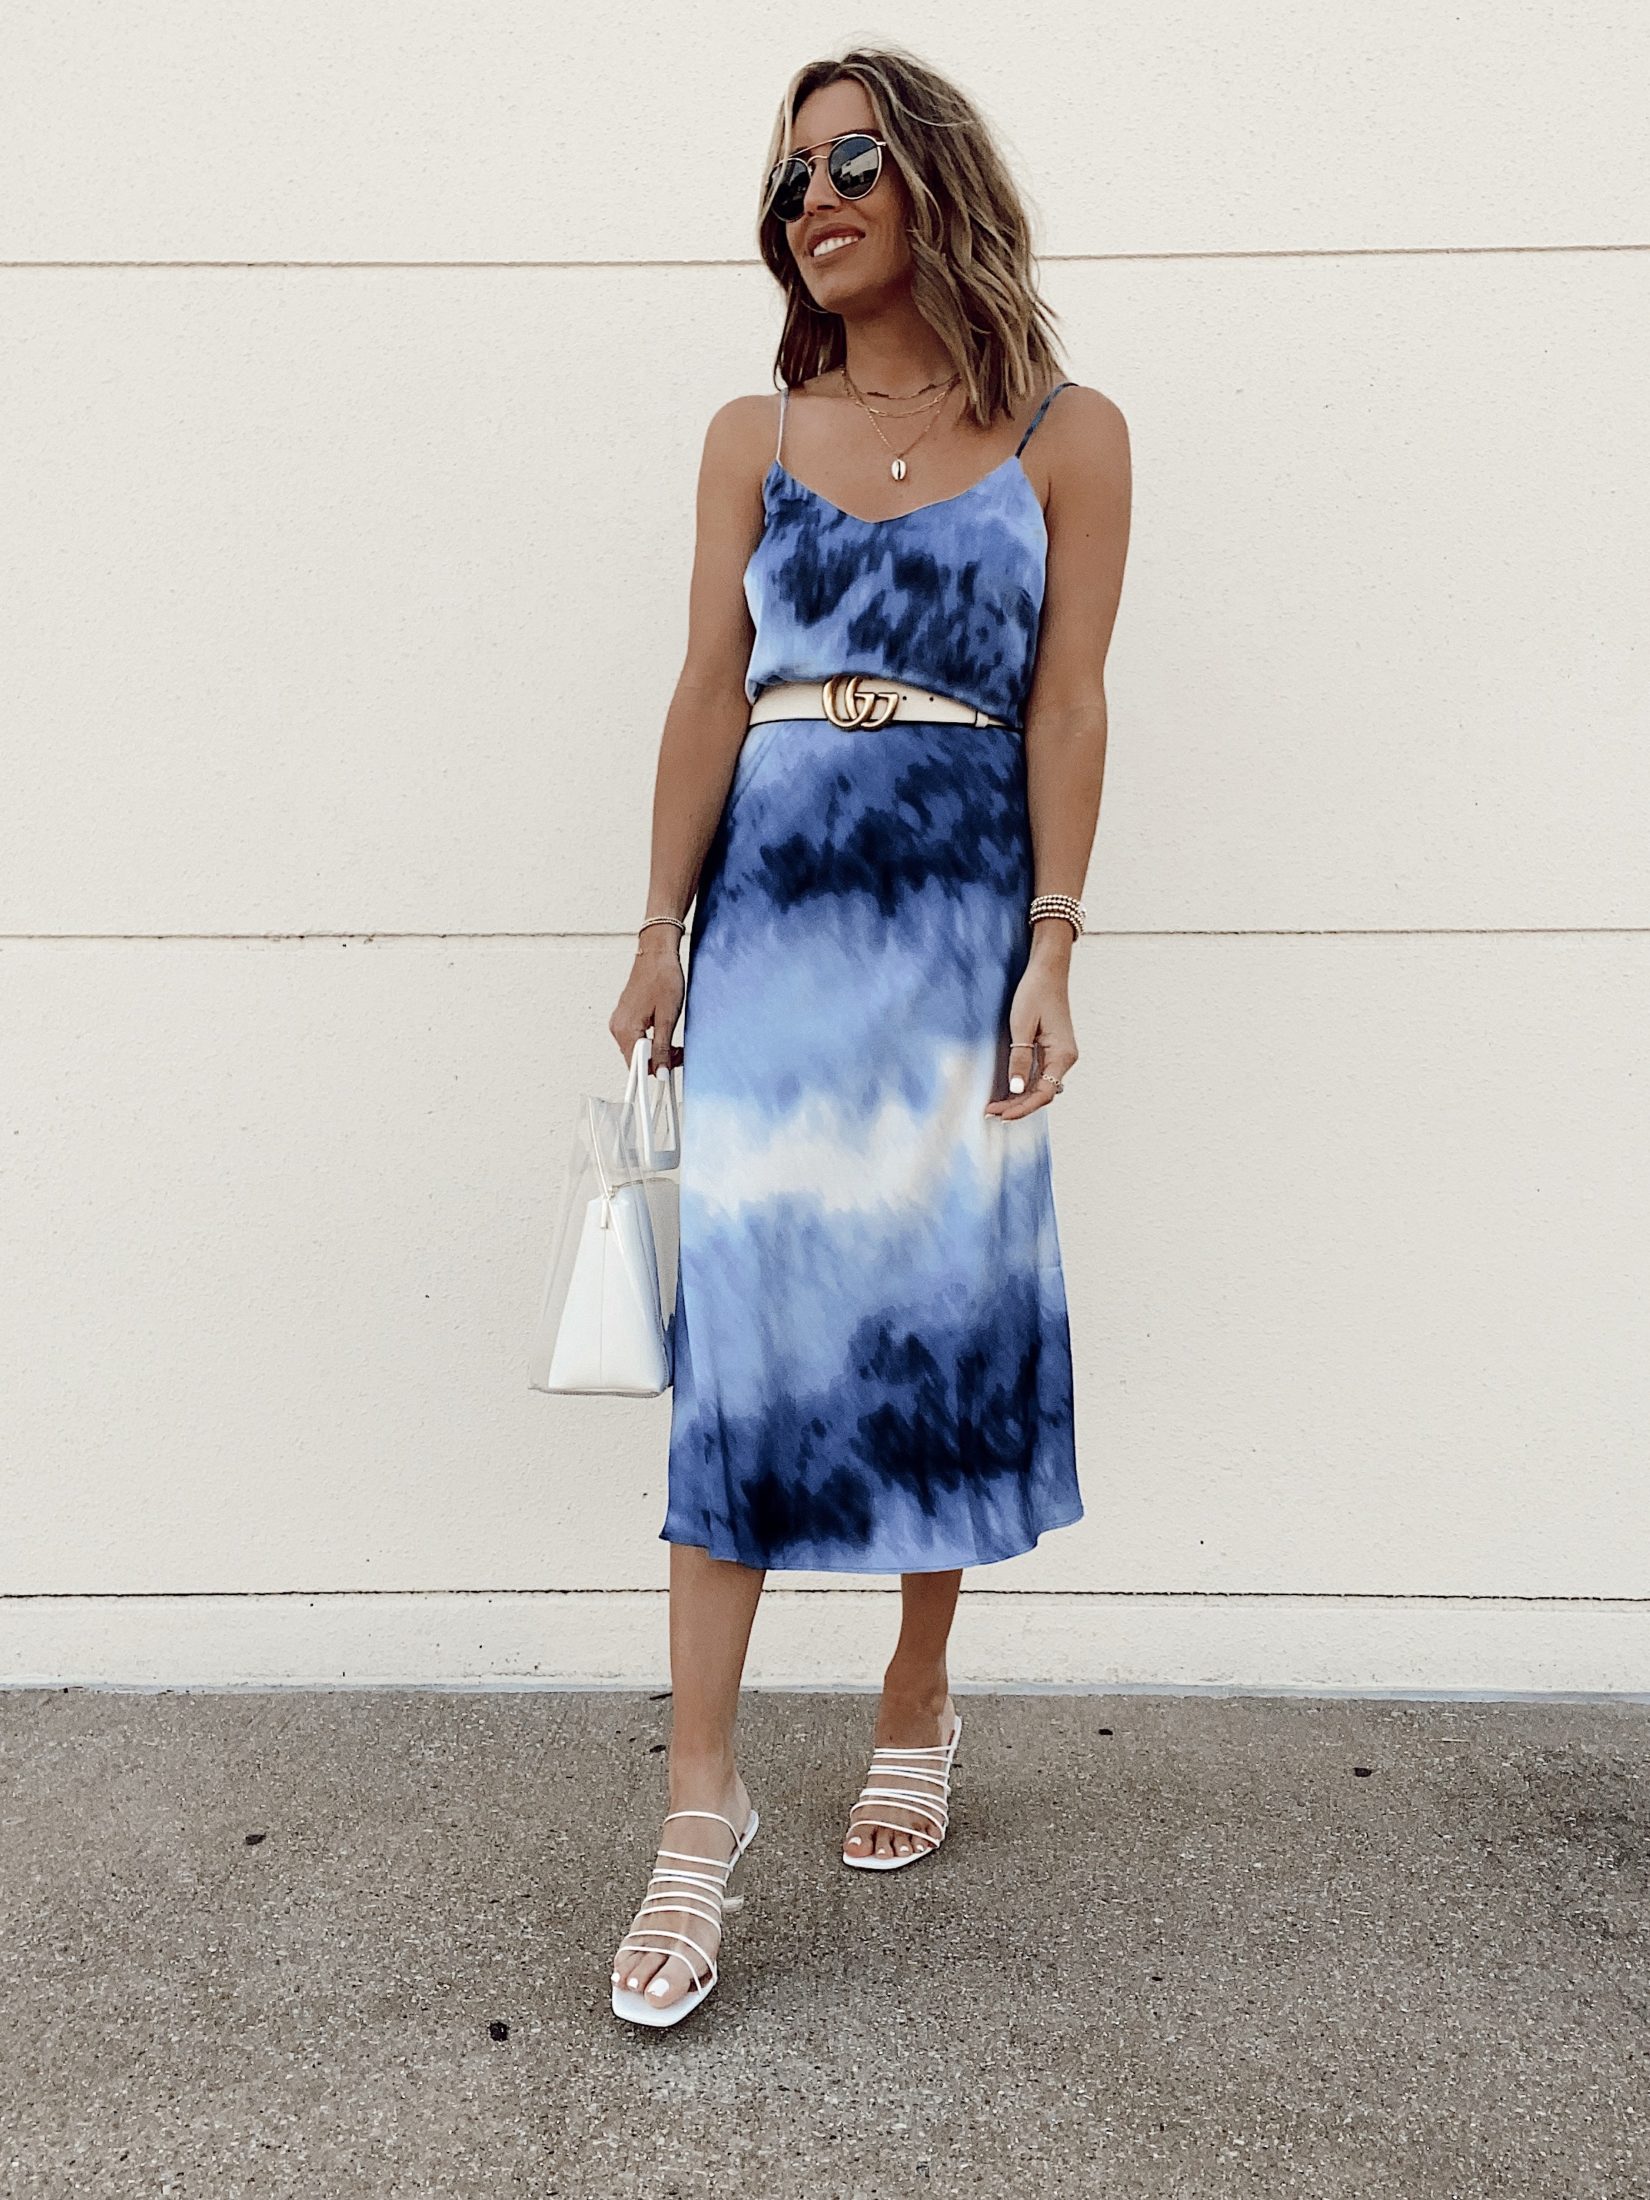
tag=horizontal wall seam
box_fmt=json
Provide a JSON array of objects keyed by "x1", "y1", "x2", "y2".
[
  {"x1": 5, "y1": 1589, "x2": 1646, "y2": 1607},
  {"x1": 3, "y1": 928, "x2": 1647, "y2": 946},
  {"x1": 2, "y1": 242, "x2": 1646, "y2": 272}
]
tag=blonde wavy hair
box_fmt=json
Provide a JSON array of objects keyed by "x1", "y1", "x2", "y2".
[{"x1": 757, "y1": 46, "x2": 1066, "y2": 430}]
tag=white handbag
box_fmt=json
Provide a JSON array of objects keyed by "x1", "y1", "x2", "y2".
[{"x1": 527, "y1": 1036, "x2": 682, "y2": 1397}]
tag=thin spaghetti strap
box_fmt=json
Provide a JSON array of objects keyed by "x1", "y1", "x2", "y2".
[
  {"x1": 1014, "y1": 378, "x2": 1075, "y2": 457},
  {"x1": 775, "y1": 386, "x2": 789, "y2": 465}
]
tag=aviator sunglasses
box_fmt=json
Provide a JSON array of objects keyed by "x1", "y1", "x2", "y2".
[{"x1": 765, "y1": 132, "x2": 888, "y2": 226}]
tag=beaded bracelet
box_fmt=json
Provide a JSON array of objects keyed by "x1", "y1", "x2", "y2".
[
  {"x1": 1028, "y1": 892, "x2": 1086, "y2": 939},
  {"x1": 637, "y1": 913, "x2": 687, "y2": 942}
]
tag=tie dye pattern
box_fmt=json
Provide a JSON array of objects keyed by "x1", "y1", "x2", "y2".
[{"x1": 661, "y1": 381, "x2": 1083, "y2": 1573}]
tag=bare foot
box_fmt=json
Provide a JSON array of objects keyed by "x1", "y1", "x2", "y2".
[
  {"x1": 612, "y1": 1768, "x2": 754, "y2": 2014},
  {"x1": 843, "y1": 1669, "x2": 957, "y2": 1864}
]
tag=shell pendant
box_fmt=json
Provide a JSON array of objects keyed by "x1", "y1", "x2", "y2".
[{"x1": 890, "y1": 456, "x2": 907, "y2": 481}]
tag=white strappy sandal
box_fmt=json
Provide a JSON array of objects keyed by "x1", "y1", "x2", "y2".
[
  {"x1": 842, "y1": 1706, "x2": 963, "y2": 1871},
  {"x1": 610, "y1": 1804, "x2": 760, "y2": 2029}
]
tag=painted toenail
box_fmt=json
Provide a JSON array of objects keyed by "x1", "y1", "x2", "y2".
[
  {"x1": 647, "y1": 1978, "x2": 670, "y2": 1997},
  {"x1": 626, "y1": 1976, "x2": 639, "y2": 1990}
]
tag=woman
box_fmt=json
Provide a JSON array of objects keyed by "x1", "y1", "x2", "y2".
[{"x1": 605, "y1": 45, "x2": 1131, "y2": 2027}]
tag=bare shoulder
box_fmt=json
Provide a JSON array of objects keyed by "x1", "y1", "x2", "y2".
[
  {"x1": 703, "y1": 391, "x2": 784, "y2": 464},
  {"x1": 1045, "y1": 381, "x2": 1131, "y2": 481},
  {"x1": 1031, "y1": 384, "x2": 1131, "y2": 558},
  {"x1": 686, "y1": 396, "x2": 783, "y2": 532}
]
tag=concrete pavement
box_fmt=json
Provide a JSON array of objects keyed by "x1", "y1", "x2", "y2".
[{"x1": 2, "y1": 1687, "x2": 1647, "y2": 2197}]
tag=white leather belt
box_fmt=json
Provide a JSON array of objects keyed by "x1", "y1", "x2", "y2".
[{"x1": 748, "y1": 676, "x2": 1014, "y2": 731}]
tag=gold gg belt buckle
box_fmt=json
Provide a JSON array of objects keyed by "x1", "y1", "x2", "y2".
[{"x1": 821, "y1": 674, "x2": 901, "y2": 729}]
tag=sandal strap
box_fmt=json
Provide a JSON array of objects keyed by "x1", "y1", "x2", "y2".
[
  {"x1": 638, "y1": 1889, "x2": 726, "y2": 1919},
  {"x1": 846, "y1": 1716, "x2": 960, "y2": 1847},
  {"x1": 616, "y1": 1809, "x2": 757, "y2": 1991},
  {"x1": 861, "y1": 1765, "x2": 949, "y2": 1788},
  {"x1": 852, "y1": 1781, "x2": 949, "y2": 1812},
  {"x1": 617, "y1": 1929, "x2": 717, "y2": 1988},
  {"x1": 661, "y1": 1807, "x2": 742, "y2": 1841},
  {"x1": 651, "y1": 1849, "x2": 734, "y2": 1880},
  {"x1": 849, "y1": 1805, "x2": 947, "y2": 1838}
]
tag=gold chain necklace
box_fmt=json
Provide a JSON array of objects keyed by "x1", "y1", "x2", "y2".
[
  {"x1": 852, "y1": 372, "x2": 957, "y2": 406},
  {"x1": 839, "y1": 365, "x2": 960, "y2": 482},
  {"x1": 838, "y1": 364, "x2": 957, "y2": 421}
]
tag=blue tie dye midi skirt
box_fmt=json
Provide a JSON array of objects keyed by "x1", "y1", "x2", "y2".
[{"x1": 661, "y1": 380, "x2": 1084, "y2": 1574}]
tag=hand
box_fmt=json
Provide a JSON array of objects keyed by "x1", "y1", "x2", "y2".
[
  {"x1": 984, "y1": 951, "x2": 1078, "y2": 1120},
  {"x1": 609, "y1": 933, "x2": 684, "y2": 1075}
]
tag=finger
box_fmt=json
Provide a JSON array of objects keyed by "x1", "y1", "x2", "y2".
[
  {"x1": 610, "y1": 1014, "x2": 648, "y2": 1065},
  {"x1": 649, "y1": 1001, "x2": 683, "y2": 1075},
  {"x1": 996, "y1": 1076, "x2": 1055, "y2": 1119},
  {"x1": 1004, "y1": 1005, "x2": 1041, "y2": 1096},
  {"x1": 989, "y1": 1008, "x2": 1042, "y2": 1114},
  {"x1": 989, "y1": 1030, "x2": 1072, "y2": 1119},
  {"x1": 1013, "y1": 1043, "x2": 1077, "y2": 1117},
  {"x1": 1004, "y1": 1038, "x2": 1038, "y2": 1097}
]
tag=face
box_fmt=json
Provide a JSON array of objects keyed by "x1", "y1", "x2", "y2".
[{"x1": 776, "y1": 80, "x2": 911, "y2": 308}]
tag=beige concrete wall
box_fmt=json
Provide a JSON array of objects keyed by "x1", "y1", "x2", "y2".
[{"x1": 3, "y1": 4, "x2": 1646, "y2": 1689}]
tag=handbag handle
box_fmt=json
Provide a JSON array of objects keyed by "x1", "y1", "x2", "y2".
[{"x1": 627, "y1": 1034, "x2": 681, "y2": 1170}]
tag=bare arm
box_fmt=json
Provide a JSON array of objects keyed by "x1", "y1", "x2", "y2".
[
  {"x1": 985, "y1": 383, "x2": 1133, "y2": 1119},
  {"x1": 608, "y1": 397, "x2": 768, "y2": 1072}
]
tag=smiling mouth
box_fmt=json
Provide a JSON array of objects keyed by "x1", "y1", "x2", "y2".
[{"x1": 810, "y1": 233, "x2": 861, "y2": 260}]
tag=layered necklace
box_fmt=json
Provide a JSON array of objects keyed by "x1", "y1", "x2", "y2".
[{"x1": 838, "y1": 364, "x2": 961, "y2": 482}]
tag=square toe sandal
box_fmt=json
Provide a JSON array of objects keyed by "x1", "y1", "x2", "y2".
[
  {"x1": 610, "y1": 1804, "x2": 760, "y2": 2029},
  {"x1": 842, "y1": 1706, "x2": 963, "y2": 1871}
]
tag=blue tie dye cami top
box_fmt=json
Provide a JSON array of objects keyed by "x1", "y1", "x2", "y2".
[{"x1": 742, "y1": 384, "x2": 1070, "y2": 727}]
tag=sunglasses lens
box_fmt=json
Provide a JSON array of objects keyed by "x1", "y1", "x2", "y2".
[
  {"x1": 829, "y1": 134, "x2": 882, "y2": 199},
  {"x1": 769, "y1": 157, "x2": 809, "y2": 224}
]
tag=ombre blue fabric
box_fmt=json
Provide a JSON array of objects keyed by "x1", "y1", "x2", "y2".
[{"x1": 661, "y1": 379, "x2": 1083, "y2": 1574}]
